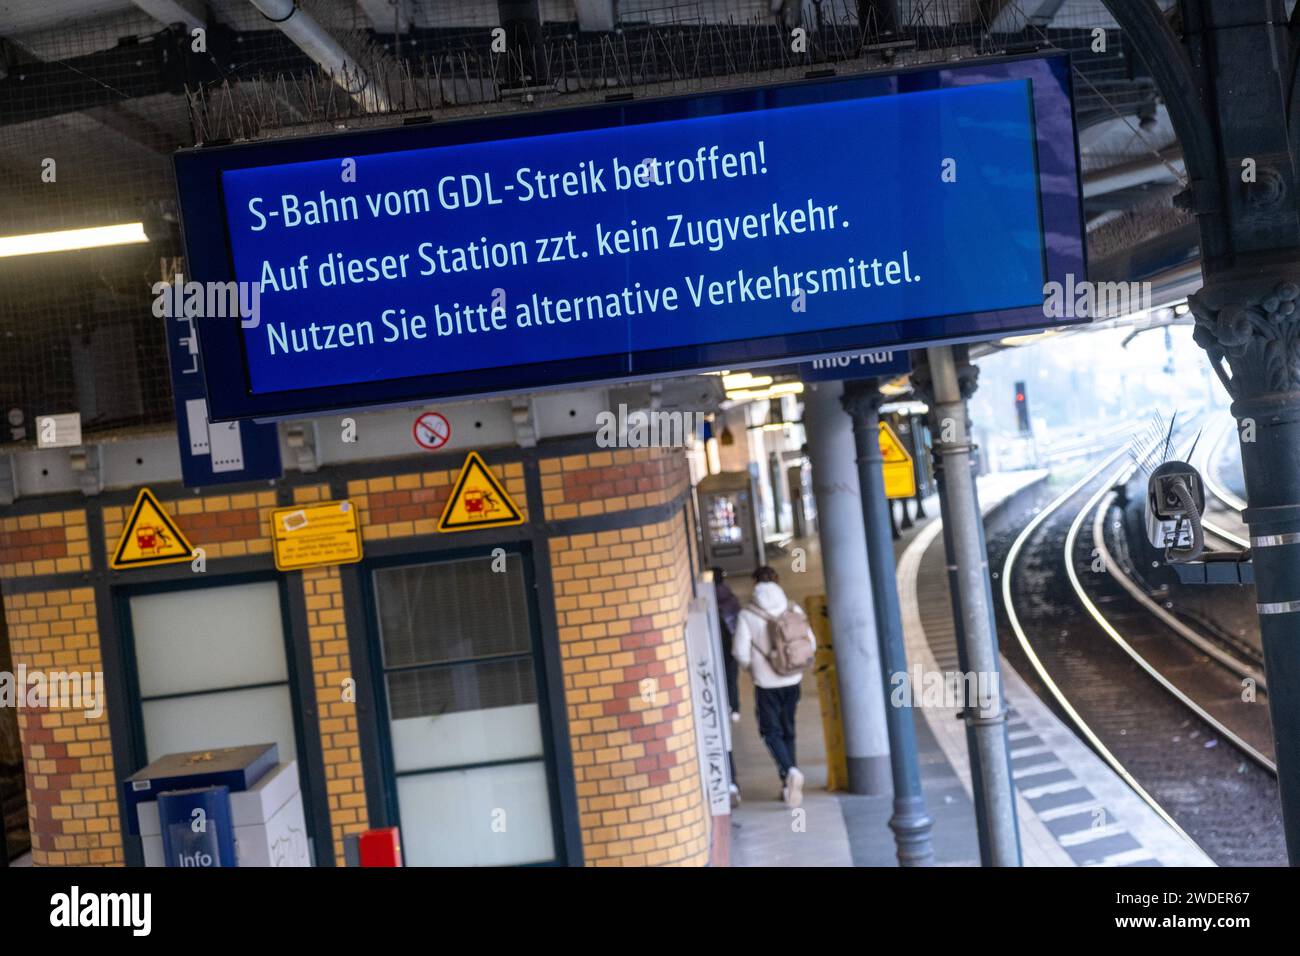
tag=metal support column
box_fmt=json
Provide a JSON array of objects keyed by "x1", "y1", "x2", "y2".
[
  {"x1": 842, "y1": 380, "x2": 935, "y2": 865},
  {"x1": 1193, "y1": 265, "x2": 1300, "y2": 859},
  {"x1": 803, "y1": 381, "x2": 892, "y2": 795},
  {"x1": 910, "y1": 360, "x2": 993, "y2": 861},
  {"x1": 924, "y1": 345, "x2": 1022, "y2": 866},
  {"x1": 1099, "y1": 0, "x2": 1300, "y2": 861}
]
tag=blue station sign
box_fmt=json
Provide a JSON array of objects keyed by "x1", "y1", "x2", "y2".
[{"x1": 175, "y1": 54, "x2": 1082, "y2": 421}]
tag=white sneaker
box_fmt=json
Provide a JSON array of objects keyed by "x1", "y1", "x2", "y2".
[
  {"x1": 784, "y1": 767, "x2": 804, "y2": 808},
  {"x1": 730, "y1": 711, "x2": 740, "y2": 723},
  {"x1": 729, "y1": 784, "x2": 741, "y2": 808}
]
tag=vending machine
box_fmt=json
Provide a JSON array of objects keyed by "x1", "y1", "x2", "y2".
[{"x1": 696, "y1": 471, "x2": 765, "y2": 575}]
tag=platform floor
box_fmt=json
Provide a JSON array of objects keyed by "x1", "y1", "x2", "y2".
[{"x1": 727, "y1": 470, "x2": 1214, "y2": 867}]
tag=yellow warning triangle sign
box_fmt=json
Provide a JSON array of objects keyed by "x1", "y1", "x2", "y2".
[
  {"x1": 437, "y1": 452, "x2": 525, "y2": 533},
  {"x1": 879, "y1": 421, "x2": 912, "y2": 464},
  {"x1": 879, "y1": 422, "x2": 917, "y2": 500},
  {"x1": 111, "y1": 488, "x2": 196, "y2": 569}
]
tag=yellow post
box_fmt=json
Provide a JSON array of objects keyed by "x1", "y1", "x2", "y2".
[{"x1": 805, "y1": 594, "x2": 849, "y2": 792}]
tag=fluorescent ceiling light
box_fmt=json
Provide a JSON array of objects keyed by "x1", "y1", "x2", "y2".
[
  {"x1": 725, "y1": 382, "x2": 805, "y2": 402},
  {"x1": 998, "y1": 329, "x2": 1060, "y2": 347},
  {"x1": 882, "y1": 400, "x2": 928, "y2": 416},
  {"x1": 0, "y1": 222, "x2": 149, "y2": 258},
  {"x1": 723, "y1": 372, "x2": 773, "y2": 390}
]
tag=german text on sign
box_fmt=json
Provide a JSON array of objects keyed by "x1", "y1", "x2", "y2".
[{"x1": 175, "y1": 56, "x2": 1083, "y2": 421}]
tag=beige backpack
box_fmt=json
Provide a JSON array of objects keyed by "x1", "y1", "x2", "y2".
[{"x1": 748, "y1": 602, "x2": 814, "y2": 675}]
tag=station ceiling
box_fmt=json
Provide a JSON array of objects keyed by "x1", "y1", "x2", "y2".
[{"x1": 0, "y1": 0, "x2": 1199, "y2": 439}]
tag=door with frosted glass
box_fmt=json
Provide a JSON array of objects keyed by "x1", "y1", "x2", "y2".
[
  {"x1": 373, "y1": 552, "x2": 559, "y2": 866},
  {"x1": 127, "y1": 580, "x2": 300, "y2": 766}
]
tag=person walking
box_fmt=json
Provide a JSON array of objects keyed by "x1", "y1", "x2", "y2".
[
  {"x1": 712, "y1": 567, "x2": 742, "y2": 723},
  {"x1": 732, "y1": 566, "x2": 816, "y2": 807},
  {"x1": 712, "y1": 567, "x2": 743, "y2": 806}
]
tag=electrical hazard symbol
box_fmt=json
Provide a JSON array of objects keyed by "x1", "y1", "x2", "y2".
[
  {"x1": 437, "y1": 451, "x2": 524, "y2": 533},
  {"x1": 111, "y1": 488, "x2": 196, "y2": 569},
  {"x1": 879, "y1": 422, "x2": 917, "y2": 500}
]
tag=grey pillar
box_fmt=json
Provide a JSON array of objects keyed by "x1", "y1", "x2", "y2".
[
  {"x1": 924, "y1": 345, "x2": 1022, "y2": 866},
  {"x1": 913, "y1": 351, "x2": 996, "y2": 863},
  {"x1": 803, "y1": 381, "x2": 892, "y2": 795},
  {"x1": 842, "y1": 380, "x2": 935, "y2": 866},
  {"x1": 929, "y1": 427, "x2": 992, "y2": 862}
]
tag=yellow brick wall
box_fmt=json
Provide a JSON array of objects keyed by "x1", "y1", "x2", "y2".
[
  {"x1": 3, "y1": 587, "x2": 123, "y2": 865},
  {"x1": 541, "y1": 446, "x2": 688, "y2": 521},
  {"x1": 101, "y1": 490, "x2": 278, "y2": 563},
  {"x1": 347, "y1": 461, "x2": 527, "y2": 542},
  {"x1": 301, "y1": 564, "x2": 368, "y2": 863},
  {"x1": 0, "y1": 508, "x2": 91, "y2": 578},
  {"x1": 551, "y1": 509, "x2": 709, "y2": 866},
  {"x1": 293, "y1": 485, "x2": 369, "y2": 863},
  {"x1": 3, "y1": 445, "x2": 707, "y2": 868}
]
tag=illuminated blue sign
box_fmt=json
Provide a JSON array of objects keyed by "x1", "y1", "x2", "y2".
[{"x1": 175, "y1": 54, "x2": 1082, "y2": 421}]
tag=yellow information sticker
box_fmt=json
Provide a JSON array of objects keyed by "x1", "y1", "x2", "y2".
[{"x1": 270, "y1": 500, "x2": 363, "y2": 571}]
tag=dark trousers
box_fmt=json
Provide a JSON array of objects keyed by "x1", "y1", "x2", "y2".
[
  {"x1": 719, "y1": 626, "x2": 741, "y2": 717},
  {"x1": 720, "y1": 624, "x2": 741, "y2": 787},
  {"x1": 755, "y1": 683, "x2": 801, "y2": 781}
]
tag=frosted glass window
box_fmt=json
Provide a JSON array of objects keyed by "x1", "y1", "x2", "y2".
[
  {"x1": 142, "y1": 686, "x2": 296, "y2": 765},
  {"x1": 391, "y1": 698, "x2": 542, "y2": 773},
  {"x1": 396, "y1": 762, "x2": 555, "y2": 867},
  {"x1": 128, "y1": 581, "x2": 299, "y2": 768},
  {"x1": 131, "y1": 582, "x2": 288, "y2": 697},
  {"x1": 374, "y1": 554, "x2": 558, "y2": 865}
]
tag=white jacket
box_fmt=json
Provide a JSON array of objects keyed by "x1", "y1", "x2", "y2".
[{"x1": 732, "y1": 581, "x2": 816, "y2": 689}]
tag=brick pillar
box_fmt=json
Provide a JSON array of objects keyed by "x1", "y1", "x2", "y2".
[
  {"x1": 3, "y1": 587, "x2": 123, "y2": 865},
  {"x1": 545, "y1": 446, "x2": 709, "y2": 866},
  {"x1": 296, "y1": 483, "x2": 369, "y2": 864}
]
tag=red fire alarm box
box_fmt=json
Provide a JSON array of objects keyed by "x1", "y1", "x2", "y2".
[{"x1": 358, "y1": 827, "x2": 402, "y2": 867}]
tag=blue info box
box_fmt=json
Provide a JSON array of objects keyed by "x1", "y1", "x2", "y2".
[{"x1": 122, "y1": 743, "x2": 278, "y2": 836}]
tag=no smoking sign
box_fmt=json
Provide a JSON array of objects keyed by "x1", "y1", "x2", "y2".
[{"x1": 413, "y1": 411, "x2": 451, "y2": 451}]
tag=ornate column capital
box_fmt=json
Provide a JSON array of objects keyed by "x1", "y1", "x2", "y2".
[
  {"x1": 840, "y1": 379, "x2": 886, "y2": 419},
  {"x1": 1189, "y1": 262, "x2": 1300, "y2": 403},
  {"x1": 912, "y1": 348, "x2": 979, "y2": 408},
  {"x1": 956, "y1": 359, "x2": 980, "y2": 401}
]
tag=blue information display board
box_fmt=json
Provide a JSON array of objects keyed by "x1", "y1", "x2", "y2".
[{"x1": 175, "y1": 54, "x2": 1082, "y2": 421}]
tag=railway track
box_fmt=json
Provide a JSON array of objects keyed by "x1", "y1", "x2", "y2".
[
  {"x1": 1190, "y1": 411, "x2": 1249, "y2": 546},
  {"x1": 999, "y1": 435, "x2": 1284, "y2": 865},
  {"x1": 1200, "y1": 410, "x2": 1249, "y2": 515}
]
